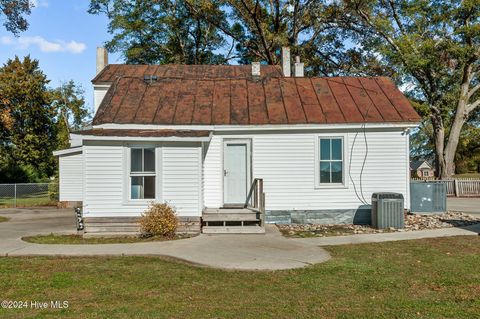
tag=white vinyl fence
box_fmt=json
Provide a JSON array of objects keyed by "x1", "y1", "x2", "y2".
[
  {"x1": 0, "y1": 183, "x2": 56, "y2": 207},
  {"x1": 412, "y1": 178, "x2": 480, "y2": 197}
]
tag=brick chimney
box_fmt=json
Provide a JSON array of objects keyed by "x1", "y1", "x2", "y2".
[
  {"x1": 281, "y1": 47, "x2": 291, "y2": 77},
  {"x1": 294, "y1": 56, "x2": 304, "y2": 77},
  {"x1": 252, "y1": 62, "x2": 261, "y2": 77},
  {"x1": 96, "y1": 47, "x2": 108, "y2": 75}
]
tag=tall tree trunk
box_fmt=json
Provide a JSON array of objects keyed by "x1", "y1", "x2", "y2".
[
  {"x1": 441, "y1": 68, "x2": 472, "y2": 179},
  {"x1": 442, "y1": 111, "x2": 467, "y2": 178},
  {"x1": 431, "y1": 114, "x2": 446, "y2": 178}
]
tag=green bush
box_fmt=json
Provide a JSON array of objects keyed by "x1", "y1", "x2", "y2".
[
  {"x1": 48, "y1": 178, "x2": 59, "y2": 201},
  {"x1": 139, "y1": 203, "x2": 178, "y2": 238}
]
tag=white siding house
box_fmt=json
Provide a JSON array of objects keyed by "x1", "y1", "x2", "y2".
[
  {"x1": 80, "y1": 141, "x2": 202, "y2": 218},
  {"x1": 204, "y1": 130, "x2": 410, "y2": 210},
  {"x1": 54, "y1": 62, "x2": 420, "y2": 234}
]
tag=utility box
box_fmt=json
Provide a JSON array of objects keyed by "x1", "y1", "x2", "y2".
[
  {"x1": 410, "y1": 182, "x2": 447, "y2": 214},
  {"x1": 371, "y1": 193, "x2": 405, "y2": 229}
]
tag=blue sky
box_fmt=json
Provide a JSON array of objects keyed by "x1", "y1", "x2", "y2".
[{"x1": 0, "y1": 0, "x2": 122, "y2": 113}]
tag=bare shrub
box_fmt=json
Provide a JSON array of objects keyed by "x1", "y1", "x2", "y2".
[{"x1": 139, "y1": 203, "x2": 178, "y2": 238}]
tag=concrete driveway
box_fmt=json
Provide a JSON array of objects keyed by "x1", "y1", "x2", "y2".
[
  {"x1": 0, "y1": 207, "x2": 76, "y2": 248},
  {"x1": 447, "y1": 198, "x2": 480, "y2": 216},
  {"x1": 0, "y1": 207, "x2": 330, "y2": 271}
]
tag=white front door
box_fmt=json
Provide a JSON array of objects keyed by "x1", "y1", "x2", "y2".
[{"x1": 223, "y1": 141, "x2": 250, "y2": 205}]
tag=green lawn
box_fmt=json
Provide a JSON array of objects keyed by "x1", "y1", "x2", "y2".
[
  {"x1": 0, "y1": 194, "x2": 56, "y2": 208},
  {"x1": 22, "y1": 233, "x2": 192, "y2": 244},
  {"x1": 454, "y1": 172, "x2": 480, "y2": 178},
  {"x1": 0, "y1": 236, "x2": 479, "y2": 318},
  {"x1": 0, "y1": 216, "x2": 9, "y2": 223}
]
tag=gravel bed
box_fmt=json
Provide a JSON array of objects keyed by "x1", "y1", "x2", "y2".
[{"x1": 277, "y1": 211, "x2": 480, "y2": 238}]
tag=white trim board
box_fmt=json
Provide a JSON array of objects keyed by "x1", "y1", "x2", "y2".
[
  {"x1": 71, "y1": 134, "x2": 212, "y2": 142},
  {"x1": 53, "y1": 147, "x2": 83, "y2": 157}
]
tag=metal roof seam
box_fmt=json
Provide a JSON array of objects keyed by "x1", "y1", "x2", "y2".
[
  {"x1": 374, "y1": 77, "x2": 405, "y2": 121},
  {"x1": 357, "y1": 78, "x2": 386, "y2": 122},
  {"x1": 325, "y1": 78, "x2": 347, "y2": 122}
]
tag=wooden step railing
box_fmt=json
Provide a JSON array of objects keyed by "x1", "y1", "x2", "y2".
[{"x1": 244, "y1": 178, "x2": 265, "y2": 226}]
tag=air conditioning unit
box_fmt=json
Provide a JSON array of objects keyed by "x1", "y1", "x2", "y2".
[{"x1": 371, "y1": 192, "x2": 405, "y2": 229}]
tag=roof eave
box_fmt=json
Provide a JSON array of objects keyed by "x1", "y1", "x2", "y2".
[
  {"x1": 52, "y1": 146, "x2": 83, "y2": 157},
  {"x1": 70, "y1": 132, "x2": 212, "y2": 142}
]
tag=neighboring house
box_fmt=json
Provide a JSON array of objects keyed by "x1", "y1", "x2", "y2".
[
  {"x1": 410, "y1": 160, "x2": 435, "y2": 178},
  {"x1": 54, "y1": 47, "x2": 421, "y2": 235}
]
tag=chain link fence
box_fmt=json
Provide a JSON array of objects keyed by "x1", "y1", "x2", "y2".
[{"x1": 0, "y1": 183, "x2": 58, "y2": 208}]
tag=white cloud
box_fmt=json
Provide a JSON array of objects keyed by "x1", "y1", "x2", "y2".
[
  {"x1": 2, "y1": 35, "x2": 86, "y2": 54},
  {"x1": 1, "y1": 36, "x2": 13, "y2": 45},
  {"x1": 65, "y1": 41, "x2": 87, "y2": 54}
]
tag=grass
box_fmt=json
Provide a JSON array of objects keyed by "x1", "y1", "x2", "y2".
[
  {"x1": 0, "y1": 216, "x2": 9, "y2": 223},
  {"x1": 0, "y1": 194, "x2": 57, "y2": 208},
  {"x1": 22, "y1": 233, "x2": 193, "y2": 244},
  {"x1": 0, "y1": 236, "x2": 479, "y2": 318},
  {"x1": 454, "y1": 172, "x2": 480, "y2": 179}
]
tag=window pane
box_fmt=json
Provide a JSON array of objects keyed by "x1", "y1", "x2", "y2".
[
  {"x1": 131, "y1": 149, "x2": 143, "y2": 172},
  {"x1": 320, "y1": 161, "x2": 331, "y2": 183},
  {"x1": 320, "y1": 139, "x2": 330, "y2": 160},
  {"x1": 144, "y1": 176, "x2": 155, "y2": 199},
  {"x1": 144, "y1": 148, "x2": 155, "y2": 172},
  {"x1": 331, "y1": 162, "x2": 343, "y2": 183},
  {"x1": 331, "y1": 139, "x2": 342, "y2": 160},
  {"x1": 131, "y1": 176, "x2": 143, "y2": 199}
]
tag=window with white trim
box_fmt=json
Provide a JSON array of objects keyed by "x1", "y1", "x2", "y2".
[
  {"x1": 422, "y1": 170, "x2": 429, "y2": 177},
  {"x1": 319, "y1": 137, "x2": 344, "y2": 184},
  {"x1": 130, "y1": 147, "x2": 155, "y2": 199}
]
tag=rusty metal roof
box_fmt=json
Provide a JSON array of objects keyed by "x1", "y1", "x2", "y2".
[
  {"x1": 73, "y1": 128, "x2": 211, "y2": 138},
  {"x1": 92, "y1": 73, "x2": 421, "y2": 125},
  {"x1": 92, "y1": 64, "x2": 283, "y2": 83}
]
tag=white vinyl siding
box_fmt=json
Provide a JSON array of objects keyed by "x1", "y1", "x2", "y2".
[
  {"x1": 58, "y1": 152, "x2": 83, "y2": 201},
  {"x1": 203, "y1": 138, "x2": 223, "y2": 207},
  {"x1": 203, "y1": 130, "x2": 410, "y2": 210},
  {"x1": 83, "y1": 142, "x2": 201, "y2": 217},
  {"x1": 162, "y1": 144, "x2": 202, "y2": 217},
  {"x1": 93, "y1": 85, "x2": 110, "y2": 114}
]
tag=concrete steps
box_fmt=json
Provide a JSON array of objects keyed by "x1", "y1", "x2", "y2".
[
  {"x1": 202, "y1": 208, "x2": 264, "y2": 234},
  {"x1": 202, "y1": 226, "x2": 265, "y2": 234}
]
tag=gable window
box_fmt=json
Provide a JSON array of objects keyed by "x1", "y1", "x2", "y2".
[
  {"x1": 130, "y1": 147, "x2": 155, "y2": 199},
  {"x1": 319, "y1": 137, "x2": 344, "y2": 184},
  {"x1": 422, "y1": 170, "x2": 429, "y2": 177}
]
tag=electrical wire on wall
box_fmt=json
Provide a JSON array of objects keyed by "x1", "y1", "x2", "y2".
[{"x1": 348, "y1": 91, "x2": 375, "y2": 207}]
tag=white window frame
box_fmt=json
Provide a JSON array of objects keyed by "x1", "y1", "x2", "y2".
[
  {"x1": 314, "y1": 134, "x2": 349, "y2": 189},
  {"x1": 123, "y1": 143, "x2": 161, "y2": 204},
  {"x1": 422, "y1": 170, "x2": 429, "y2": 177}
]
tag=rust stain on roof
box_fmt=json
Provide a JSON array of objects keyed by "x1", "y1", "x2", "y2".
[
  {"x1": 93, "y1": 64, "x2": 283, "y2": 83},
  {"x1": 92, "y1": 65, "x2": 421, "y2": 126},
  {"x1": 73, "y1": 128, "x2": 211, "y2": 138}
]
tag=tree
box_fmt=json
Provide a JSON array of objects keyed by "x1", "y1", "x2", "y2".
[
  {"x1": 335, "y1": 0, "x2": 480, "y2": 178},
  {"x1": 0, "y1": 58, "x2": 90, "y2": 183},
  {"x1": 0, "y1": 56, "x2": 56, "y2": 179},
  {"x1": 186, "y1": 0, "x2": 385, "y2": 75},
  {"x1": 50, "y1": 80, "x2": 90, "y2": 150},
  {"x1": 89, "y1": 0, "x2": 378, "y2": 75},
  {"x1": 1, "y1": 0, "x2": 32, "y2": 34},
  {"x1": 88, "y1": 0, "x2": 227, "y2": 64}
]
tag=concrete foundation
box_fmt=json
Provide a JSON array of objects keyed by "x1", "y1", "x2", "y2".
[
  {"x1": 265, "y1": 208, "x2": 372, "y2": 225},
  {"x1": 58, "y1": 201, "x2": 82, "y2": 208}
]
